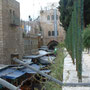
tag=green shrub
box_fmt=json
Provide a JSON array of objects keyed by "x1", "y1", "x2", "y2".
[
  {"x1": 83, "y1": 25, "x2": 90, "y2": 53},
  {"x1": 44, "y1": 43, "x2": 66, "y2": 90}
]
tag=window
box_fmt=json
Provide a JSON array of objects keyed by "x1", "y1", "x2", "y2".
[
  {"x1": 13, "y1": 11, "x2": 15, "y2": 16},
  {"x1": 48, "y1": 31, "x2": 51, "y2": 36},
  {"x1": 57, "y1": 31, "x2": 59, "y2": 36},
  {"x1": 10, "y1": 9, "x2": 12, "y2": 16},
  {"x1": 52, "y1": 31, "x2": 54, "y2": 36},
  {"x1": 10, "y1": 9, "x2": 12, "y2": 14},
  {"x1": 51, "y1": 15, "x2": 54, "y2": 20},
  {"x1": 47, "y1": 15, "x2": 50, "y2": 20}
]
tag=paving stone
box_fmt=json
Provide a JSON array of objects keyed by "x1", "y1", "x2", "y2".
[{"x1": 63, "y1": 53, "x2": 90, "y2": 90}]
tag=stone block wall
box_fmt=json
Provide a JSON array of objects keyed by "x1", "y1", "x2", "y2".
[
  {"x1": 0, "y1": 0, "x2": 4, "y2": 64},
  {"x1": 0, "y1": 0, "x2": 24, "y2": 64},
  {"x1": 24, "y1": 35, "x2": 38, "y2": 55},
  {"x1": 40, "y1": 22, "x2": 65, "y2": 45},
  {"x1": 39, "y1": 9, "x2": 65, "y2": 46}
]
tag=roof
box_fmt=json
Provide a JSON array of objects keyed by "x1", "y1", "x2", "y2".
[
  {"x1": 41, "y1": 70, "x2": 51, "y2": 73},
  {"x1": 23, "y1": 51, "x2": 53, "y2": 59},
  {"x1": 21, "y1": 68, "x2": 51, "y2": 74},
  {"x1": 21, "y1": 64, "x2": 45, "y2": 74},
  {"x1": 0, "y1": 62, "x2": 51, "y2": 79},
  {"x1": 0, "y1": 64, "x2": 9, "y2": 70},
  {"x1": 22, "y1": 59, "x2": 32, "y2": 64},
  {"x1": 23, "y1": 54, "x2": 45, "y2": 59},
  {"x1": 0, "y1": 68, "x2": 25, "y2": 79}
]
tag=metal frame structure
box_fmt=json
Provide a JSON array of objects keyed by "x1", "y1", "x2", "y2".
[{"x1": 13, "y1": 58, "x2": 90, "y2": 87}]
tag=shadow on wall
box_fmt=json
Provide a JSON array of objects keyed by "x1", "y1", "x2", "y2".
[{"x1": 47, "y1": 40, "x2": 58, "y2": 50}]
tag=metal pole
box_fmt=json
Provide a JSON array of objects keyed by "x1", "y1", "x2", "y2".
[
  {"x1": 54, "y1": 9, "x2": 58, "y2": 37},
  {"x1": 13, "y1": 58, "x2": 90, "y2": 87},
  {"x1": 28, "y1": 16, "x2": 32, "y2": 54},
  {"x1": 0, "y1": 78, "x2": 20, "y2": 90}
]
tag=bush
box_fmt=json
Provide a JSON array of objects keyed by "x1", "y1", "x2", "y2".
[
  {"x1": 83, "y1": 25, "x2": 90, "y2": 53},
  {"x1": 44, "y1": 43, "x2": 66, "y2": 90}
]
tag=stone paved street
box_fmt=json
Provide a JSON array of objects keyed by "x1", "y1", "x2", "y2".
[{"x1": 63, "y1": 52, "x2": 90, "y2": 90}]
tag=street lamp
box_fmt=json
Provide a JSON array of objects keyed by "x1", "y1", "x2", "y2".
[
  {"x1": 29, "y1": 16, "x2": 32, "y2": 21},
  {"x1": 28, "y1": 15, "x2": 32, "y2": 54}
]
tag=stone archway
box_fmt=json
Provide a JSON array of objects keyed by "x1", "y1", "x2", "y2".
[{"x1": 47, "y1": 40, "x2": 58, "y2": 50}]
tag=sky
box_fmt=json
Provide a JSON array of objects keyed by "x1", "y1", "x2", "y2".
[{"x1": 16, "y1": 0, "x2": 60, "y2": 21}]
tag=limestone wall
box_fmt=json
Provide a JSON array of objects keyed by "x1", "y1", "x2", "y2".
[
  {"x1": 0, "y1": 0, "x2": 4, "y2": 64},
  {"x1": 24, "y1": 35, "x2": 38, "y2": 55},
  {"x1": 39, "y1": 9, "x2": 65, "y2": 45},
  {"x1": 0, "y1": 0, "x2": 24, "y2": 64}
]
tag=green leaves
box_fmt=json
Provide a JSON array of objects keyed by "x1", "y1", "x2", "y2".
[
  {"x1": 58, "y1": 0, "x2": 74, "y2": 31},
  {"x1": 59, "y1": 0, "x2": 90, "y2": 30},
  {"x1": 84, "y1": 0, "x2": 90, "y2": 27},
  {"x1": 83, "y1": 25, "x2": 90, "y2": 49},
  {"x1": 64, "y1": 0, "x2": 84, "y2": 81}
]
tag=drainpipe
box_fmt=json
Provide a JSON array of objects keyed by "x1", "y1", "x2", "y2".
[{"x1": 54, "y1": 9, "x2": 57, "y2": 37}]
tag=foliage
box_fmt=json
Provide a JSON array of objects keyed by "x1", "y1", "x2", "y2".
[
  {"x1": 65, "y1": 0, "x2": 84, "y2": 81},
  {"x1": 44, "y1": 43, "x2": 66, "y2": 90},
  {"x1": 84, "y1": 0, "x2": 90, "y2": 27},
  {"x1": 59, "y1": 0, "x2": 90, "y2": 30},
  {"x1": 83, "y1": 25, "x2": 90, "y2": 50},
  {"x1": 58, "y1": 42, "x2": 65, "y2": 48},
  {"x1": 58, "y1": 0, "x2": 74, "y2": 31}
]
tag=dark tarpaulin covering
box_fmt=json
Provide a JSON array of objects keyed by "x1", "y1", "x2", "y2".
[
  {"x1": 0, "y1": 68, "x2": 25, "y2": 79},
  {"x1": 21, "y1": 64, "x2": 51, "y2": 74},
  {"x1": 0, "y1": 64, "x2": 51, "y2": 80}
]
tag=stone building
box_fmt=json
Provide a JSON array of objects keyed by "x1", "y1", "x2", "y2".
[
  {"x1": 23, "y1": 34, "x2": 39, "y2": 55},
  {"x1": 39, "y1": 8, "x2": 65, "y2": 49},
  {"x1": 0, "y1": 0, "x2": 24, "y2": 64},
  {"x1": 21, "y1": 20, "x2": 43, "y2": 55}
]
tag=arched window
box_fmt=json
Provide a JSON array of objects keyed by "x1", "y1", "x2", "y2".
[
  {"x1": 13, "y1": 11, "x2": 15, "y2": 16},
  {"x1": 57, "y1": 31, "x2": 59, "y2": 36},
  {"x1": 10, "y1": 9, "x2": 12, "y2": 16},
  {"x1": 51, "y1": 15, "x2": 54, "y2": 20},
  {"x1": 47, "y1": 15, "x2": 50, "y2": 20},
  {"x1": 48, "y1": 31, "x2": 51, "y2": 36},
  {"x1": 52, "y1": 31, "x2": 55, "y2": 36}
]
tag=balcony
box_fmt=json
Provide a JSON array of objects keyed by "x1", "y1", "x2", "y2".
[{"x1": 10, "y1": 15, "x2": 20, "y2": 26}]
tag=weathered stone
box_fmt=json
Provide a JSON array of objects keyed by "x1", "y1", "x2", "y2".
[
  {"x1": 63, "y1": 53, "x2": 90, "y2": 90},
  {"x1": 39, "y1": 9, "x2": 65, "y2": 45},
  {"x1": 0, "y1": 0, "x2": 24, "y2": 65}
]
